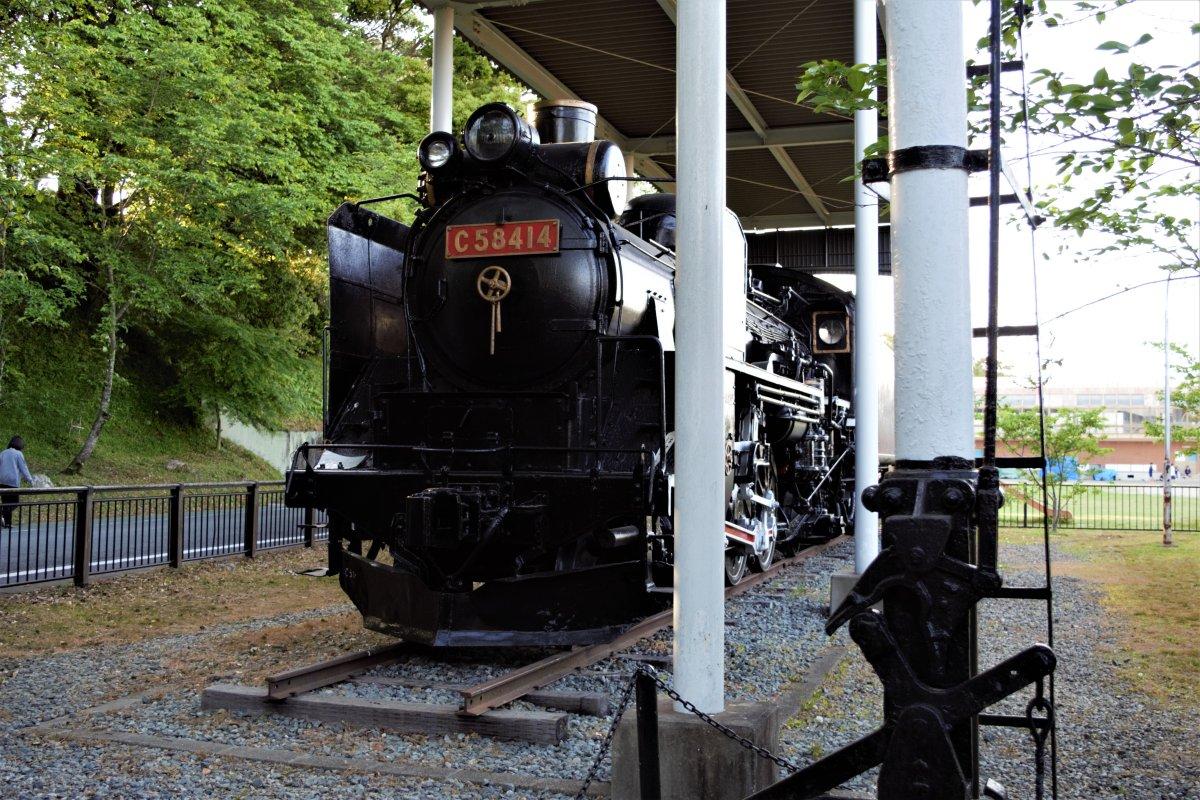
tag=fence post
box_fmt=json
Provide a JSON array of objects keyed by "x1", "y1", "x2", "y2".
[
  {"x1": 73, "y1": 487, "x2": 94, "y2": 587},
  {"x1": 169, "y1": 484, "x2": 185, "y2": 568},
  {"x1": 1023, "y1": 501, "x2": 1028, "y2": 528},
  {"x1": 303, "y1": 506, "x2": 315, "y2": 548},
  {"x1": 635, "y1": 670, "x2": 661, "y2": 800},
  {"x1": 244, "y1": 483, "x2": 259, "y2": 558}
]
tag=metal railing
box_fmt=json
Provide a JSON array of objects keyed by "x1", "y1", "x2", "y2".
[
  {"x1": 0, "y1": 481, "x2": 327, "y2": 589},
  {"x1": 1000, "y1": 481, "x2": 1198, "y2": 532}
]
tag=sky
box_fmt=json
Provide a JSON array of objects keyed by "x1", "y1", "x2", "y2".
[{"x1": 825, "y1": 0, "x2": 1199, "y2": 391}]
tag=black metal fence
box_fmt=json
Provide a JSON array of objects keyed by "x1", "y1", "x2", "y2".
[
  {"x1": 0, "y1": 481, "x2": 326, "y2": 589},
  {"x1": 999, "y1": 481, "x2": 1199, "y2": 532}
]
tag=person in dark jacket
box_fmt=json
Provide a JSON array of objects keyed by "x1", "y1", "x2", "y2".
[{"x1": 0, "y1": 435, "x2": 33, "y2": 528}]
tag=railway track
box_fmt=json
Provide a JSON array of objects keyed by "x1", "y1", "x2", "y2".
[{"x1": 249, "y1": 535, "x2": 847, "y2": 727}]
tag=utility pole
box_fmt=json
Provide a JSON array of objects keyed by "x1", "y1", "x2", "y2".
[{"x1": 1164, "y1": 274, "x2": 1173, "y2": 546}]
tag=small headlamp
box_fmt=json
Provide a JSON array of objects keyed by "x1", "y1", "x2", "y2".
[
  {"x1": 812, "y1": 311, "x2": 851, "y2": 354},
  {"x1": 419, "y1": 131, "x2": 460, "y2": 172},
  {"x1": 463, "y1": 103, "x2": 538, "y2": 165},
  {"x1": 817, "y1": 317, "x2": 846, "y2": 346}
]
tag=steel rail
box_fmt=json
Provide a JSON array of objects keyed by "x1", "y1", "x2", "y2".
[
  {"x1": 265, "y1": 642, "x2": 418, "y2": 700},
  {"x1": 458, "y1": 535, "x2": 848, "y2": 715},
  {"x1": 258, "y1": 535, "x2": 848, "y2": 709}
]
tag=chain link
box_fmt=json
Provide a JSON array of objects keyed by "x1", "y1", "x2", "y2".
[
  {"x1": 574, "y1": 672, "x2": 639, "y2": 799},
  {"x1": 640, "y1": 666, "x2": 803, "y2": 773},
  {"x1": 573, "y1": 664, "x2": 801, "y2": 798},
  {"x1": 1026, "y1": 679, "x2": 1054, "y2": 800}
]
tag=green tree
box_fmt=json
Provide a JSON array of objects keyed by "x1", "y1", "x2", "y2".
[
  {"x1": 996, "y1": 404, "x2": 1110, "y2": 531},
  {"x1": 1015, "y1": 4, "x2": 1199, "y2": 274},
  {"x1": 1144, "y1": 343, "x2": 1200, "y2": 456},
  {"x1": 794, "y1": 1, "x2": 1199, "y2": 274},
  {"x1": 2, "y1": 0, "x2": 427, "y2": 473}
]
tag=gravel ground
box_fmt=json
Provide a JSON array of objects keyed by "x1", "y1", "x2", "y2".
[
  {"x1": 9, "y1": 534, "x2": 1188, "y2": 799},
  {"x1": 0, "y1": 541, "x2": 850, "y2": 798},
  {"x1": 777, "y1": 539, "x2": 1200, "y2": 800}
]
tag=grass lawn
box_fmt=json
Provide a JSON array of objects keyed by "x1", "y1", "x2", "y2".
[
  {"x1": 1002, "y1": 526, "x2": 1199, "y2": 705},
  {"x1": 0, "y1": 547, "x2": 349, "y2": 660},
  {"x1": 1001, "y1": 484, "x2": 1199, "y2": 532}
]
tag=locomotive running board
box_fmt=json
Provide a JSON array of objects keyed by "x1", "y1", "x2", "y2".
[{"x1": 724, "y1": 357, "x2": 824, "y2": 403}]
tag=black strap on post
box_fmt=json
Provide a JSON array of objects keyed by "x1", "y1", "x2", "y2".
[{"x1": 635, "y1": 669, "x2": 661, "y2": 799}]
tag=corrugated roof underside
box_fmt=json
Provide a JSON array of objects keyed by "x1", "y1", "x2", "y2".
[{"x1": 465, "y1": 0, "x2": 871, "y2": 225}]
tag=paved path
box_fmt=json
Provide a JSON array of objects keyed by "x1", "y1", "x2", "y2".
[{"x1": 0, "y1": 501, "x2": 318, "y2": 587}]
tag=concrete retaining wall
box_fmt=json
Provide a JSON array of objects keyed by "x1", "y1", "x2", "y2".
[{"x1": 221, "y1": 417, "x2": 320, "y2": 476}]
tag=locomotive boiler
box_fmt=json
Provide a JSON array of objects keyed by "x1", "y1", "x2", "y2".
[{"x1": 285, "y1": 100, "x2": 857, "y2": 646}]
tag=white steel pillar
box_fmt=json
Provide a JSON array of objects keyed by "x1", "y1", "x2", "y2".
[
  {"x1": 852, "y1": 0, "x2": 881, "y2": 571},
  {"x1": 430, "y1": 3, "x2": 455, "y2": 133},
  {"x1": 886, "y1": 0, "x2": 974, "y2": 461},
  {"x1": 673, "y1": 0, "x2": 726, "y2": 714}
]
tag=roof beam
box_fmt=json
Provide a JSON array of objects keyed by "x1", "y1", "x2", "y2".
[
  {"x1": 454, "y1": 8, "x2": 675, "y2": 186},
  {"x1": 741, "y1": 211, "x2": 856, "y2": 231},
  {"x1": 627, "y1": 122, "x2": 854, "y2": 156},
  {"x1": 655, "y1": 0, "x2": 831, "y2": 225}
]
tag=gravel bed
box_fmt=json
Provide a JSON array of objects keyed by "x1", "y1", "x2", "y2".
[
  {"x1": 777, "y1": 540, "x2": 1200, "y2": 799},
  {"x1": 2, "y1": 541, "x2": 852, "y2": 797},
  {"x1": 0, "y1": 738, "x2": 577, "y2": 799},
  {"x1": 0, "y1": 604, "x2": 354, "y2": 731}
]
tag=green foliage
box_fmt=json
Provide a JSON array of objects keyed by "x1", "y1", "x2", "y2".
[
  {"x1": 993, "y1": 1, "x2": 1199, "y2": 272},
  {"x1": 997, "y1": 404, "x2": 1111, "y2": 531},
  {"x1": 1144, "y1": 343, "x2": 1200, "y2": 456},
  {"x1": 2, "y1": 0, "x2": 515, "y2": 471},
  {"x1": 795, "y1": 59, "x2": 888, "y2": 163},
  {"x1": 794, "y1": 0, "x2": 1198, "y2": 273},
  {"x1": 0, "y1": 326, "x2": 280, "y2": 484}
]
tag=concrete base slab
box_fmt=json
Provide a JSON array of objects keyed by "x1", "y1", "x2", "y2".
[
  {"x1": 829, "y1": 571, "x2": 861, "y2": 613},
  {"x1": 612, "y1": 696, "x2": 778, "y2": 799}
]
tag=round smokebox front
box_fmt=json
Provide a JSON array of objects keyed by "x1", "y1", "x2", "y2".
[{"x1": 412, "y1": 190, "x2": 608, "y2": 389}]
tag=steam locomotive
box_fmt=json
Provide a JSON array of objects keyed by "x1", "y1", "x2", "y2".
[{"x1": 285, "y1": 100, "x2": 857, "y2": 646}]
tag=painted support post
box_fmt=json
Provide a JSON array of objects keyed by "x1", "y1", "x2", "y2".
[
  {"x1": 169, "y1": 484, "x2": 185, "y2": 568},
  {"x1": 672, "y1": 0, "x2": 727, "y2": 714},
  {"x1": 430, "y1": 3, "x2": 455, "y2": 134},
  {"x1": 244, "y1": 483, "x2": 260, "y2": 558},
  {"x1": 852, "y1": 0, "x2": 881, "y2": 572},
  {"x1": 73, "y1": 487, "x2": 94, "y2": 586},
  {"x1": 887, "y1": 0, "x2": 974, "y2": 462},
  {"x1": 304, "y1": 505, "x2": 315, "y2": 548}
]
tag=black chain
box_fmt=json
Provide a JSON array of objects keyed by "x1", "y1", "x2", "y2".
[
  {"x1": 573, "y1": 664, "x2": 801, "y2": 798},
  {"x1": 639, "y1": 665, "x2": 803, "y2": 773},
  {"x1": 574, "y1": 671, "x2": 639, "y2": 799},
  {"x1": 1026, "y1": 678, "x2": 1055, "y2": 800}
]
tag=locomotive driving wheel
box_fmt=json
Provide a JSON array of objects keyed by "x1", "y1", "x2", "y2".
[
  {"x1": 726, "y1": 443, "x2": 780, "y2": 584},
  {"x1": 724, "y1": 544, "x2": 749, "y2": 585}
]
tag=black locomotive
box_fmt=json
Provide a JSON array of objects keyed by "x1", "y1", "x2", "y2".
[{"x1": 285, "y1": 101, "x2": 857, "y2": 646}]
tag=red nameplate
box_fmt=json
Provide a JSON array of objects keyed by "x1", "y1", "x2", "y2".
[{"x1": 445, "y1": 219, "x2": 560, "y2": 259}]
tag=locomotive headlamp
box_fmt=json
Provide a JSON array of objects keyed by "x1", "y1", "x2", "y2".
[
  {"x1": 812, "y1": 311, "x2": 851, "y2": 354},
  {"x1": 817, "y1": 318, "x2": 846, "y2": 346},
  {"x1": 464, "y1": 103, "x2": 537, "y2": 164},
  {"x1": 419, "y1": 131, "x2": 460, "y2": 172}
]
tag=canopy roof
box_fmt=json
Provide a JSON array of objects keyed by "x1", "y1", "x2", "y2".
[{"x1": 435, "y1": 0, "x2": 884, "y2": 230}]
